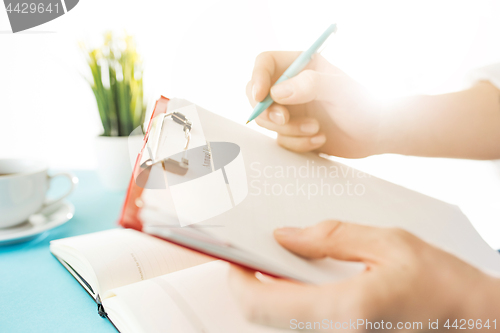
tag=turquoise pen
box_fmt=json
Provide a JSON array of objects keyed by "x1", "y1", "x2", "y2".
[{"x1": 246, "y1": 24, "x2": 337, "y2": 124}]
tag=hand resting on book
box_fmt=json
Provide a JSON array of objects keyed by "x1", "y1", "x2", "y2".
[{"x1": 229, "y1": 220, "x2": 500, "y2": 331}]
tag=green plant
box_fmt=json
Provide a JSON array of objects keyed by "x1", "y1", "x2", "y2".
[{"x1": 82, "y1": 32, "x2": 146, "y2": 136}]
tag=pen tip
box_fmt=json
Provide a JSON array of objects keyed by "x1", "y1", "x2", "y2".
[{"x1": 246, "y1": 121, "x2": 250, "y2": 124}]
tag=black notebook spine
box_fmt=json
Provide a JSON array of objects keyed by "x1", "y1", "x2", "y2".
[{"x1": 96, "y1": 294, "x2": 108, "y2": 318}]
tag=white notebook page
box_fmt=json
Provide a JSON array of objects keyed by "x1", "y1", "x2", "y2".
[
  {"x1": 103, "y1": 261, "x2": 291, "y2": 333},
  {"x1": 51, "y1": 228, "x2": 213, "y2": 294},
  {"x1": 142, "y1": 99, "x2": 500, "y2": 284}
]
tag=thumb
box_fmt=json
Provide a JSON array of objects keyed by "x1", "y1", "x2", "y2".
[
  {"x1": 270, "y1": 70, "x2": 338, "y2": 105},
  {"x1": 274, "y1": 220, "x2": 412, "y2": 264}
]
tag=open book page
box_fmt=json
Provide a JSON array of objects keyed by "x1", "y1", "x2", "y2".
[
  {"x1": 102, "y1": 260, "x2": 291, "y2": 333},
  {"x1": 50, "y1": 228, "x2": 213, "y2": 296},
  {"x1": 142, "y1": 100, "x2": 500, "y2": 284}
]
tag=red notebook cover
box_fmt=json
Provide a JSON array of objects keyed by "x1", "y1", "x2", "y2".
[
  {"x1": 117, "y1": 97, "x2": 286, "y2": 279},
  {"x1": 118, "y1": 96, "x2": 170, "y2": 230}
]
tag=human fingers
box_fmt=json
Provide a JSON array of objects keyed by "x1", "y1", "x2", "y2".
[
  {"x1": 276, "y1": 133, "x2": 327, "y2": 153},
  {"x1": 250, "y1": 51, "x2": 302, "y2": 102},
  {"x1": 274, "y1": 221, "x2": 420, "y2": 264},
  {"x1": 254, "y1": 104, "x2": 291, "y2": 126},
  {"x1": 256, "y1": 114, "x2": 320, "y2": 136},
  {"x1": 270, "y1": 70, "x2": 338, "y2": 105}
]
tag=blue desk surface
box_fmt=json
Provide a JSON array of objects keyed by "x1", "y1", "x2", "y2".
[{"x1": 0, "y1": 170, "x2": 124, "y2": 333}]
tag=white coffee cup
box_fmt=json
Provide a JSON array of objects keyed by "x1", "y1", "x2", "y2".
[{"x1": 0, "y1": 159, "x2": 78, "y2": 228}]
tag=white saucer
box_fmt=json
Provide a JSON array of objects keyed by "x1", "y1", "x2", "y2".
[{"x1": 0, "y1": 200, "x2": 74, "y2": 245}]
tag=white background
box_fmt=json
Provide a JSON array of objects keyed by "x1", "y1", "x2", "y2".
[{"x1": 1, "y1": 0, "x2": 500, "y2": 247}]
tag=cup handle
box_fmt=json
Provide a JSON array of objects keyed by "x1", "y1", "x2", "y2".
[{"x1": 44, "y1": 172, "x2": 79, "y2": 209}]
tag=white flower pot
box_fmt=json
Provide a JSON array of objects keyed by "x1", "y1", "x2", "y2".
[{"x1": 94, "y1": 135, "x2": 144, "y2": 191}]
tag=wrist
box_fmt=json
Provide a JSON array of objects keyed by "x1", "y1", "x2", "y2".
[
  {"x1": 373, "y1": 96, "x2": 421, "y2": 155},
  {"x1": 374, "y1": 83, "x2": 500, "y2": 159},
  {"x1": 375, "y1": 94, "x2": 444, "y2": 156}
]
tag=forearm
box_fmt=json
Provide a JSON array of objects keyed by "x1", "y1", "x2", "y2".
[{"x1": 380, "y1": 82, "x2": 500, "y2": 159}]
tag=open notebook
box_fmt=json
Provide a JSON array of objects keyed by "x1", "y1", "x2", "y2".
[
  {"x1": 52, "y1": 97, "x2": 500, "y2": 332},
  {"x1": 50, "y1": 228, "x2": 288, "y2": 333},
  {"x1": 133, "y1": 98, "x2": 500, "y2": 283}
]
